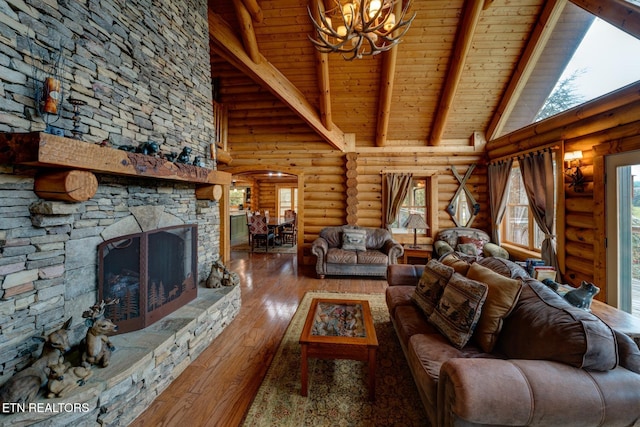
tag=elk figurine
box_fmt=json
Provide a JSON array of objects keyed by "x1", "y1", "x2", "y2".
[{"x1": 82, "y1": 299, "x2": 119, "y2": 368}]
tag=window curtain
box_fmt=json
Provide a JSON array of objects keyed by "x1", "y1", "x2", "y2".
[
  {"x1": 519, "y1": 150, "x2": 559, "y2": 270},
  {"x1": 383, "y1": 173, "x2": 412, "y2": 230},
  {"x1": 488, "y1": 159, "x2": 513, "y2": 244}
]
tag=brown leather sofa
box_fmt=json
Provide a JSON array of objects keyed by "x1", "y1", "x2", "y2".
[
  {"x1": 311, "y1": 225, "x2": 403, "y2": 278},
  {"x1": 386, "y1": 257, "x2": 640, "y2": 427}
]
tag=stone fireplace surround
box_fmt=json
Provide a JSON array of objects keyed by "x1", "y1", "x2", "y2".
[{"x1": 0, "y1": 177, "x2": 240, "y2": 426}]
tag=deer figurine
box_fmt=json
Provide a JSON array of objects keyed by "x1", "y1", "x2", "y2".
[
  {"x1": 0, "y1": 318, "x2": 72, "y2": 411},
  {"x1": 82, "y1": 300, "x2": 119, "y2": 368}
]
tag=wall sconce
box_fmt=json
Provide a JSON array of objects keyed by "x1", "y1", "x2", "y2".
[{"x1": 564, "y1": 150, "x2": 585, "y2": 192}]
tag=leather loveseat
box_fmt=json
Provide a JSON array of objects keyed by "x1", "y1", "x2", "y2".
[
  {"x1": 386, "y1": 256, "x2": 640, "y2": 427},
  {"x1": 311, "y1": 225, "x2": 403, "y2": 279}
]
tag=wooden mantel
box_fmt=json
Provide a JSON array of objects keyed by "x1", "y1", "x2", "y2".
[{"x1": 0, "y1": 132, "x2": 231, "y2": 201}]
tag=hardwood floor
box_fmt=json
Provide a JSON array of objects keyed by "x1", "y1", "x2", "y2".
[{"x1": 130, "y1": 251, "x2": 388, "y2": 427}]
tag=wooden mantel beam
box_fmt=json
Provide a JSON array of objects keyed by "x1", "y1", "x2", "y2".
[
  {"x1": 232, "y1": 0, "x2": 261, "y2": 63},
  {"x1": 208, "y1": 12, "x2": 346, "y2": 152},
  {"x1": 486, "y1": 0, "x2": 566, "y2": 141},
  {"x1": 429, "y1": 0, "x2": 484, "y2": 146},
  {"x1": 375, "y1": 0, "x2": 401, "y2": 147}
]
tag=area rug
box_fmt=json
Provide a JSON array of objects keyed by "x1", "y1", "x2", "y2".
[
  {"x1": 231, "y1": 242, "x2": 297, "y2": 254},
  {"x1": 242, "y1": 291, "x2": 428, "y2": 426}
]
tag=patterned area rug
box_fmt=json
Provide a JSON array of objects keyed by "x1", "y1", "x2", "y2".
[
  {"x1": 242, "y1": 291, "x2": 428, "y2": 426},
  {"x1": 231, "y1": 242, "x2": 297, "y2": 254}
]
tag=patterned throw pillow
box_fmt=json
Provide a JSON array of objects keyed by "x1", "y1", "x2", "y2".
[
  {"x1": 341, "y1": 229, "x2": 367, "y2": 252},
  {"x1": 459, "y1": 236, "x2": 484, "y2": 255},
  {"x1": 466, "y1": 262, "x2": 523, "y2": 352},
  {"x1": 411, "y1": 260, "x2": 455, "y2": 317},
  {"x1": 456, "y1": 243, "x2": 479, "y2": 256},
  {"x1": 428, "y1": 273, "x2": 488, "y2": 349}
]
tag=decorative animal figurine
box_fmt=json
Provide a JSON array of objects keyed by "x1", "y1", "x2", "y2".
[
  {"x1": 564, "y1": 281, "x2": 600, "y2": 311},
  {"x1": 176, "y1": 147, "x2": 192, "y2": 164},
  {"x1": 192, "y1": 155, "x2": 205, "y2": 167},
  {"x1": 137, "y1": 141, "x2": 160, "y2": 156},
  {"x1": 163, "y1": 151, "x2": 178, "y2": 162},
  {"x1": 0, "y1": 318, "x2": 72, "y2": 411},
  {"x1": 206, "y1": 259, "x2": 240, "y2": 288},
  {"x1": 118, "y1": 144, "x2": 137, "y2": 152},
  {"x1": 46, "y1": 363, "x2": 92, "y2": 398},
  {"x1": 82, "y1": 300, "x2": 119, "y2": 368}
]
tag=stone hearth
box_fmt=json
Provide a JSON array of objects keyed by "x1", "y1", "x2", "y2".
[{"x1": 3, "y1": 285, "x2": 240, "y2": 427}]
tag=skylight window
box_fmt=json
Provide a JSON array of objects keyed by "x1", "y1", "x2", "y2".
[
  {"x1": 536, "y1": 17, "x2": 640, "y2": 121},
  {"x1": 497, "y1": 1, "x2": 640, "y2": 137}
]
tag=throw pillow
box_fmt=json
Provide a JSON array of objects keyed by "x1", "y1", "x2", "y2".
[
  {"x1": 341, "y1": 229, "x2": 367, "y2": 252},
  {"x1": 466, "y1": 262, "x2": 523, "y2": 352},
  {"x1": 456, "y1": 243, "x2": 478, "y2": 256},
  {"x1": 411, "y1": 260, "x2": 455, "y2": 317},
  {"x1": 497, "y1": 279, "x2": 618, "y2": 371},
  {"x1": 440, "y1": 252, "x2": 472, "y2": 275},
  {"x1": 428, "y1": 272, "x2": 488, "y2": 349},
  {"x1": 459, "y1": 236, "x2": 484, "y2": 256}
]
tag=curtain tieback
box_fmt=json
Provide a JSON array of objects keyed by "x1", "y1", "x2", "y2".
[{"x1": 544, "y1": 233, "x2": 556, "y2": 239}]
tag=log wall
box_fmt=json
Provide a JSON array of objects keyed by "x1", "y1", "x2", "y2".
[
  {"x1": 225, "y1": 145, "x2": 488, "y2": 264},
  {"x1": 486, "y1": 82, "x2": 640, "y2": 302}
]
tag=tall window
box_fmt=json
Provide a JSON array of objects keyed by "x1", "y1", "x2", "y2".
[
  {"x1": 278, "y1": 186, "x2": 297, "y2": 218},
  {"x1": 390, "y1": 177, "x2": 430, "y2": 236},
  {"x1": 502, "y1": 162, "x2": 550, "y2": 251}
]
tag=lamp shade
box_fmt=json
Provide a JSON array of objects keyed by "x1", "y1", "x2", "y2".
[{"x1": 403, "y1": 213, "x2": 428, "y2": 230}]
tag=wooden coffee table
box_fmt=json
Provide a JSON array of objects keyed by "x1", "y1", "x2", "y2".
[{"x1": 299, "y1": 298, "x2": 379, "y2": 401}]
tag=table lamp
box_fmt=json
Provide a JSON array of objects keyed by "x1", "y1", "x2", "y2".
[{"x1": 403, "y1": 214, "x2": 429, "y2": 248}]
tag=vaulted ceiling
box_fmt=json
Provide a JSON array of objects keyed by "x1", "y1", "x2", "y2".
[{"x1": 207, "y1": 0, "x2": 640, "y2": 151}]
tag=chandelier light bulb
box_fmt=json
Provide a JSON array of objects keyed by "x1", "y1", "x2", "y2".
[
  {"x1": 342, "y1": 3, "x2": 355, "y2": 25},
  {"x1": 368, "y1": 0, "x2": 382, "y2": 18},
  {"x1": 337, "y1": 25, "x2": 348, "y2": 37},
  {"x1": 384, "y1": 12, "x2": 396, "y2": 31}
]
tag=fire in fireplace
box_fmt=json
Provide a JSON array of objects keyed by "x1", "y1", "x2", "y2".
[{"x1": 98, "y1": 225, "x2": 198, "y2": 334}]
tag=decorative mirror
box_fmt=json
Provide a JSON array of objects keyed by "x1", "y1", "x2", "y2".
[{"x1": 446, "y1": 164, "x2": 480, "y2": 227}]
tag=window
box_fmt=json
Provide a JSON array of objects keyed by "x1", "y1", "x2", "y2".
[
  {"x1": 278, "y1": 186, "x2": 298, "y2": 218},
  {"x1": 501, "y1": 161, "x2": 554, "y2": 251},
  {"x1": 390, "y1": 177, "x2": 431, "y2": 236}
]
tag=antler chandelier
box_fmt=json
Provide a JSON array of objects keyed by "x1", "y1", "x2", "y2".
[{"x1": 308, "y1": 0, "x2": 415, "y2": 60}]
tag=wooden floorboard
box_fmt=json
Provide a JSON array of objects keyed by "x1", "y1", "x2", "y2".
[{"x1": 130, "y1": 251, "x2": 388, "y2": 427}]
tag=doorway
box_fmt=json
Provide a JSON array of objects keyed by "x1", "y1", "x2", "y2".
[{"x1": 605, "y1": 150, "x2": 640, "y2": 317}]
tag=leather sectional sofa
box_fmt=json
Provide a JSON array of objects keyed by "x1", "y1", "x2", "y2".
[
  {"x1": 311, "y1": 225, "x2": 403, "y2": 278},
  {"x1": 386, "y1": 256, "x2": 640, "y2": 426}
]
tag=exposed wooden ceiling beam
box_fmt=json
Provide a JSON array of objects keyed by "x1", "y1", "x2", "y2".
[
  {"x1": 310, "y1": 1, "x2": 333, "y2": 130},
  {"x1": 375, "y1": 0, "x2": 402, "y2": 147},
  {"x1": 209, "y1": 12, "x2": 346, "y2": 151},
  {"x1": 486, "y1": 0, "x2": 566, "y2": 141},
  {"x1": 232, "y1": 0, "x2": 261, "y2": 63},
  {"x1": 571, "y1": 0, "x2": 640, "y2": 40},
  {"x1": 429, "y1": 0, "x2": 484, "y2": 146},
  {"x1": 240, "y1": 0, "x2": 263, "y2": 23}
]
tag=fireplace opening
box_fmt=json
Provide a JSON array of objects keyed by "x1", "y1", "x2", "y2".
[{"x1": 98, "y1": 224, "x2": 198, "y2": 334}]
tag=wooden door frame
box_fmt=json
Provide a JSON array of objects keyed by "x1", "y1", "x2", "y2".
[{"x1": 223, "y1": 165, "x2": 305, "y2": 262}]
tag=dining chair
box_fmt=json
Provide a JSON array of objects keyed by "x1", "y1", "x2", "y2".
[
  {"x1": 281, "y1": 211, "x2": 297, "y2": 246},
  {"x1": 249, "y1": 214, "x2": 275, "y2": 252}
]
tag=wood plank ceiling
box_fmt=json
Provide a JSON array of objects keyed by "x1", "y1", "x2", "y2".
[{"x1": 208, "y1": 0, "x2": 565, "y2": 151}]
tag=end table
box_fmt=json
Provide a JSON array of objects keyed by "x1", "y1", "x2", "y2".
[{"x1": 402, "y1": 244, "x2": 433, "y2": 265}]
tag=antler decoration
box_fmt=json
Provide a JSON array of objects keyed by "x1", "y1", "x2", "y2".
[
  {"x1": 308, "y1": 0, "x2": 416, "y2": 60},
  {"x1": 82, "y1": 298, "x2": 119, "y2": 320}
]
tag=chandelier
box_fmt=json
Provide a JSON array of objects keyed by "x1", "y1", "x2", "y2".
[{"x1": 308, "y1": 0, "x2": 415, "y2": 60}]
